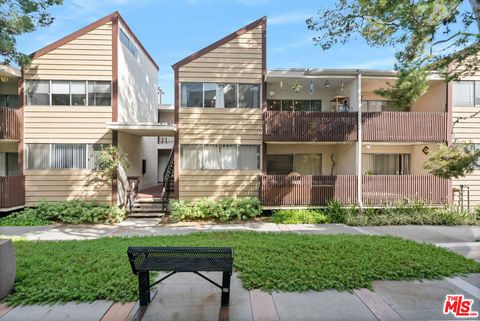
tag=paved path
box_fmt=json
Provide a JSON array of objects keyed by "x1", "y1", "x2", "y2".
[
  {"x1": 1, "y1": 221, "x2": 480, "y2": 320},
  {"x1": 1, "y1": 220, "x2": 479, "y2": 260}
]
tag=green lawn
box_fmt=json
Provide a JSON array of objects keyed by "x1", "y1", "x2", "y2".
[{"x1": 3, "y1": 232, "x2": 480, "y2": 305}]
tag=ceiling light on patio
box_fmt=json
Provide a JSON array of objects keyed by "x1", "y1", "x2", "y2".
[
  {"x1": 269, "y1": 90, "x2": 276, "y2": 97},
  {"x1": 325, "y1": 80, "x2": 330, "y2": 88},
  {"x1": 340, "y1": 81, "x2": 344, "y2": 92}
]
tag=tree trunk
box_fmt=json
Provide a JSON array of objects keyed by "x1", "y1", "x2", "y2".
[{"x1": 468, "y1": 0, "x2": 480, "y2": 33}]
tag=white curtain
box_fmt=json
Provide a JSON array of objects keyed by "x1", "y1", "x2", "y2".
[
  {"x1": 221, "y1": 145, "x2": 238, "y2": 169},
  {"x1": 293, "y1": 154, "x2": 322, "y2": 175},
  {"x1": 181, "y1": 145, "x2": 202, "y2": 170},
  {"x1": 203, "y1": 145, "x2": 221, "y2": 169},
  {"x1": 216, "y1": 84, "x2": 225, "y2": 108}
]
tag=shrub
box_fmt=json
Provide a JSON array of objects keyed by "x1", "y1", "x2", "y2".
[
  {"x1": 0, "y1": 200, "x2": 126, "y2": 226},
  {"x1": 324, "y1": 200, "x2": 349, "y2": 223},
  {"x1": 345, "y1": 202, "x2": 478, "y2": 226},
  {"x1": 170, "y1": 197, "x2": 262, "y2": 222},
  {"x1": 272, "y1": 209, "x2": 328, "y2": 224}
]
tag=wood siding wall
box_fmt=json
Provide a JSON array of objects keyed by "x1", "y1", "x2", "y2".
[
  {"x1": 24, "y1": 169, "x2": 111, "y2": 206},
  {"x1": 178, "y1": 26, "x2": 262, "y2": 83},
  {"x1": 177, "y1": 26, "x2": 264, "y2": 200},
  {"x1": 452, "y1": 107, "x2": 480, "y2": 206},
  {"x1": 24, "y1": 22, "x2": 113, "y2": 81},
  {"x1": 23, "y1": 21, "x2": 113, "y2": 206}
]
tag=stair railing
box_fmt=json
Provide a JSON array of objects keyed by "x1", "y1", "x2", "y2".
[{"x1": 161, "y1": 149, "x2": 174, "y2": 212}]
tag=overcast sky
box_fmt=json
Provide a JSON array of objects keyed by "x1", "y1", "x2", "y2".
[{"x1": 17, "y1": 0, "x2": 403, "y2": 103}]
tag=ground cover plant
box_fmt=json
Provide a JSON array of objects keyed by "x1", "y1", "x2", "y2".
[
  {"x1": 3, "y1": 231, "x2": 480, "y2": 305},
  {"x1": 0, "y1": 200, "x2": 126, "y2": 226},
  {"x1": 170, "y1": 197, "x2": 262, "y2": 222},
  {"x1": 272, "y1": 201, "x2": 478, "y2": 226}
]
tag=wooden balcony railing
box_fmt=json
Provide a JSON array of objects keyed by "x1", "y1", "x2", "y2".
[
  {"x1": 264, "y1": 111, "x2": 357, "y2": 142},
  {"x1": 260, "y1": 175, "x2": 449, "y2": 207},
  {"x1": 362, "y1": 175, "x2": 449, "y2": 205},
  {"x1": 0, "y1": 107, "x2": 21, "y2": 140},
  {"x1": 362, "y1": 112, "x2": 447, "y2": 142},
  {"x1": 260, "y1": 175, "x2": 357, "y2": 206},
  {"x1": 0, "y1": 176, "x2": 25, "y2": 209}
]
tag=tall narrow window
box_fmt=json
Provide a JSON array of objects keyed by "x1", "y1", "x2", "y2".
[
  {"x1": 71, "y1": 81, "x2": 86, "y2": 106},
  {"x1": 88, "y1": 81, "x2": 111, "y2": 106},
  {"x1": 239, "y1": 145, "x2": 259, "y2": 170},
  {"x1": 51, "y1": 81, "x2": 70, "y2": 105},
  {"x1": 26, "y1": 80, "x2": 50, "y2": 105},
  {"x1": 203, "y1": 145, "x2": 221, "y2": 169},
  {"x1": 203, "y1": 83, "x2": 217, "y2": 108},
  {"x1": 221, "y1": 144, "x2": 238, "y2": 169},
  {"x1": 223, "y1": 84, "x2": 237, "y2": 108},
  {"x1": 181, "y1": 145, "x2": 202, "y2": 170}
]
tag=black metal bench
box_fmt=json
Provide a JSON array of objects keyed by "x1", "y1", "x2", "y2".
[{"x1": 127, "y1": 246, "x2": 234, "y2": 309}]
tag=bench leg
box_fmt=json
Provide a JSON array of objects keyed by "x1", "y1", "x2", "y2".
[
  {"x1": 221, "y1": 271, "x2": 232, "y2": 306},
  {"x1": 138, "y1": 271, "x2": 150, "y2": 307}
]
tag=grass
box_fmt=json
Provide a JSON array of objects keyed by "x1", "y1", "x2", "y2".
[{"x1": 3, "y1": 231, "x2": 480, "y2": 305}]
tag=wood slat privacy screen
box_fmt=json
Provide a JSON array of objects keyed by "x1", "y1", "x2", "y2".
[
  {"x1": 0, "y1": 108, "x2": 21, "y2": 140},
  {"x1": 260, "y1": 175, "x2": 449, "y2": 206},
  {"x1": 0, "y1": 176, "x2": 25, "y2": 208}
]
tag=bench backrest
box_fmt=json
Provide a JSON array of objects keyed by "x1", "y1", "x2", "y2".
[{"x1": 127, "y1": 246, "x2": 234, "y2": 274}]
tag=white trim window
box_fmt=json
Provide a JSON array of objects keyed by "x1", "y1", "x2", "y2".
[
  {"x1": 180, "y1": 82, "x2": 261, "y2": 108},
  {"x1": 26, "y1": 143, "x2": 108, "y2": 169},
  {"x1": 25, "y1": 80, "x2": 111, "y2": 107},
  {"x1": 181, "y1": 144, "x2": 260, "y2": 170},
  {"x1": 452, "y1": 81, "x2": 480, "y2": 107}
]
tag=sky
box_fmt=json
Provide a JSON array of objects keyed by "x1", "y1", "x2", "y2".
[{"x1": 15, "y1": 0, "x2": 401, "y2": 103}]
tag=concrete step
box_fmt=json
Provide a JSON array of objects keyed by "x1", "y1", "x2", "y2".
[
  {"x1": 133, "y1": 202, "x2": 165, "y2": 208},
  {"x1": 136, "y1": 197, "x2": 164, "y2": 203},
  {"x1": 128, "y1": 212, "x2": 165, "y2": 218},
  {"x1": 131, "y1": 207, "x2": 164, "y2": 213}
]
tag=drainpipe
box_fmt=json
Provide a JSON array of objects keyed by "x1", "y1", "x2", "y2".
[{"x1": 356, "y1": 71, "x2": 363, "y2": 210}]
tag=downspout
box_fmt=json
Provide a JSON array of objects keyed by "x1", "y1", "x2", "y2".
[{"x1": 356, "y1": 71, "x2": 363, "y2": 209}]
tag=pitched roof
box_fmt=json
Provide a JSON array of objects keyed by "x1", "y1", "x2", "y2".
[
  {"x1": 30, "y1": 11, "x2": 159, "y2": 70},
  {"x1": 172, "y1": 16, "x2": 266, "y2": 70}
]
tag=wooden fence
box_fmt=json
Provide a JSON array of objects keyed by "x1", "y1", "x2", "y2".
[
  {"x1": 362, "y1": 112, "x2": 447, "y2": 142},
  {"x1": 260, "y1": 175, "x2": 449, "y2": 206},
  {"x1": 264, "y1": 111, "x2": 357, "y2": 142},
  {"x1": 0, "y1": 176, "x2": 25, "y2": 209},
  {"x1": 0, "y1": 107, "x2": 21, "y2": 140}
]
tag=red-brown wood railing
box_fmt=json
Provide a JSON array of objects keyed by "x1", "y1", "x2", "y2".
[
  {"x1": 0, "y1": 107, "x2": 21, "y2": 140},
  {"x1": 260, "y1": 175, "x2": 449, "y2": 206},
  {"x1": 260, "y1": 175, "x2": 357, "y2": 206},
  {"x1": 362, "y1": 175, "x2": 449, "y2": 206},
  {"x1": 362, "y1": 112, "x2": 447, "y2": 142},
  {"x1": 264, "y1": 111, "x2": 357, "y2": 142},
  {"x1": 0, "y1": 176, "x2": 25, "y2": 209}
]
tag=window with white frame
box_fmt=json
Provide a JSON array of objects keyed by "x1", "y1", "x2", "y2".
[
  {"x1": 452, "y1": 81, "x2": 480, "y2": 107},
  {"x1": 26, "y1": 143, "x2": 108, "y2": 169},
  {"x1": 120, "y1": 29, "x2": 139, "y2": 58},
  {"x1": 362, "y1": 153, "x2": 410, "y2": 175},
  {"x1": 180, "y1": 83, "x2": 260, "y2": 108},
  {"x1": 25, "y1": 80, "x2": 110, "y2": 106},
  {"x1": 181, "y1": 144, "x2": 260, "y2": 170}
]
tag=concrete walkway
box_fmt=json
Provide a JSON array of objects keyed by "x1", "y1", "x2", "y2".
[
  {"x1": 1, "y1": 220, "x2": 479, "y2": 260},
  {"x1": 1, "y1": 221, "x2": 480, "y2": 320}
]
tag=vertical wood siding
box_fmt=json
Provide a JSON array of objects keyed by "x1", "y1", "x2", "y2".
[
  {"x1": 0, "y1": 107, "x2": 21, "y2": 140},
  {"x1": 0, "y1": 176, "x2": 24, "y2": 209}
]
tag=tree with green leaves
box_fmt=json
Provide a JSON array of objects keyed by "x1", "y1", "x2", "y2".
[
  {"x1": 307, "y1": 0, "x2": 480, "y2": 179},
  {"x1": 0, "y1": 0, "x2": 63, "y2": 66}
]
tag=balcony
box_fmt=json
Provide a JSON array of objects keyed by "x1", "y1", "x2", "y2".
[
  {"x1": 0, "y1": 107, "x2": 21, "y2": 140},
  {"x1": 362, "y1": 112, "x2": 448, "y2": 142},
  {"x1": 260, "y1": 175, "x2": 449, "y2": 207},
  {"x1": 0, "y1": 176, "x2": 25, "y2": 210},
  {"x1": 264, "y1": 111, "x2": 448, "y2": 143},
  {"x1": 264, "y1": 111, "x2": 357, "y2": 142}
]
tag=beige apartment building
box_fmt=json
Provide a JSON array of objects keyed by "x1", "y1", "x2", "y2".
[{"x1": 0, "y1": 14, "x2": 478, "y2": 212}]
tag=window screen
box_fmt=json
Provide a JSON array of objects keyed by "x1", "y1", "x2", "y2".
[{"x1": 26, "y1": 80, "x2": 50, "y2": 105}]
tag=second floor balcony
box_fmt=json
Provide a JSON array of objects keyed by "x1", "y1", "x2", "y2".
[
  {"x1": 264, "y1": 111, "x2": 448, "y2": 143},
  {"x1": 0, "y1": 107, "x2": 21, "y2": 141}
]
